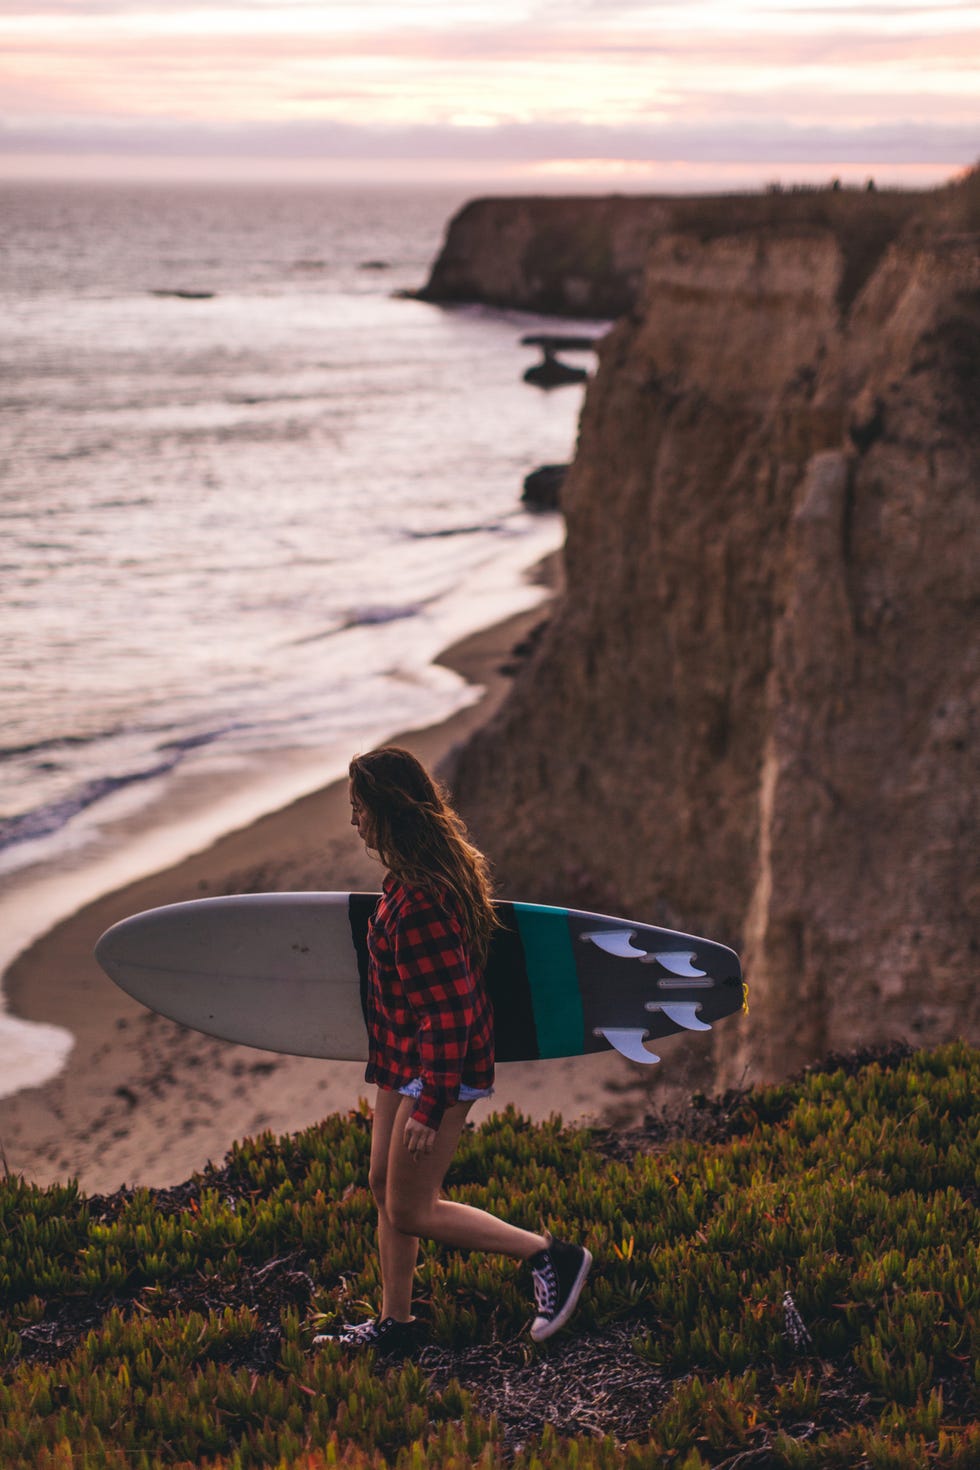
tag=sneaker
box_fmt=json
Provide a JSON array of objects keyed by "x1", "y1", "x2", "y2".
[
  {"x1": 528, "y1": 1238, "x2": 593, "y2": 1342},
  {"x1": 313, "y1": 1315, "x2": 421, "y2": 1357}
]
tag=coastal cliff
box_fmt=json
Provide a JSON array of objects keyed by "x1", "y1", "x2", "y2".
[
  {"x1": 419, "y1": 189, "x2": 927, "y2": 318},
  {"x1": 450, "y1": 173, "x2": 979, "y2": 1089}
]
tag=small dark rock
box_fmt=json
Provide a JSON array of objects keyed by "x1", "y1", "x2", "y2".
[
  {"x1": 150, "y1": 289, "x2": 215, "y2": 300},
  {"x1": 524, "y1": 357, "x2": 588, "y2": 389},
  {"x1": 522, "y1": 334, "x2": 596, "y2": 389},
  {"x1": 522, "y1": 464, "x2": 568, "y2": 512},
  {"x1": 520, "y1": 334, "x2": 601, "y2": 353}
]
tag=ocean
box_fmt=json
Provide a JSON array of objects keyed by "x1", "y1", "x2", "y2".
[{"x1": 0, "y1": 180, "x2": 599, "y2": 1097}]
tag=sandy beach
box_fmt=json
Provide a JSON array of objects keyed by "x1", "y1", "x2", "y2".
[{"x1": 0, "y1": 575, "x2": 649, "y2": 1196}]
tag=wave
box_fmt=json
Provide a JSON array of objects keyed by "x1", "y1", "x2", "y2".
[
  {"x1": 92, "y1": 495, "x2": 155, "y2": 512},
  {"x1": 0, "y1": 724, "x2": 249, "y2": 853},
  {"x1": 287, "y1": 602, "x2": 425, "y2": 648},
  {"x1": 341, "y1": 603, "x2": 425, "y2": 630},
  {"x1": 47, "y1": 443, "x2": 115, "y2": 464},
  {"x1": 156, "y1": 726, "x2": 246, "y2": 755},
  {"x1": 222, "y1": 390, "x2": 336, "y2": 409},
  {"x1": 0, "y1": 728, "x2": 133, "y2": 763},
  {"x1": 405, "y1": 522, "x2": 504, "y2": 540},
  {"x1": 0, "y1": 762, "x2": 177, "y2": 852}
]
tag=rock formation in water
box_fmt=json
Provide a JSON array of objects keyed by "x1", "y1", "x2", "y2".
[
  {"x1": 522, "y1": 464, "x2": 568, "y2": 512},
  {"x1": 450, "y1": 171, "x2": 979, "y2": 1089}
]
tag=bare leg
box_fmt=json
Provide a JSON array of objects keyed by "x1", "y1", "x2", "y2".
[
  {"x1": 385, "y1": 1094, "x2": 548, "y2": 1260},
  {"x1": 369, "y1": 1088, "x2": 421, "y2": 1322},
  {"x1": 369, "y1": 1089, "x2": 549, "y2": 1324}
]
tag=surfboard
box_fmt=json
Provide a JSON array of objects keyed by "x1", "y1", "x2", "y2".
[{"x1": 94, "y1": 893, "x2": 744, "y2": 1066}]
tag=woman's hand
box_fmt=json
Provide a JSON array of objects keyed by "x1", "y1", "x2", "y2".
[{"x1": 403, "y1": 1117, "x2": 437, "y2": 1159}]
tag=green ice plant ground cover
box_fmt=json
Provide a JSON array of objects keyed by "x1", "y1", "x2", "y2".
[{"x1": 0, "y1": 1042, "x2": 977, "y2": 1469}]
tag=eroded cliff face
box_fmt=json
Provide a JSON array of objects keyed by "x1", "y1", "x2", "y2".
[
  {"x1": 419, "y1": 189, "x2": 926, "y2": 319},
  {"x1": 451, "y1": 178, "x2": 979, "y2": 1089}
]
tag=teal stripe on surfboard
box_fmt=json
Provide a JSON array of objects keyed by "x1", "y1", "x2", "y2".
[{"x1": 513, "y1": 905, "x2": 585, "y2": 1058}]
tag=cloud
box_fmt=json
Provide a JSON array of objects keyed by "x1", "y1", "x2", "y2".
[
  {"x1": 2, "y1": 114, "x2": 975, "y2": 165},
  {"x1": 3, "y1": 15, "x2": 977, "y2": 63},
  {"x1": 1, "y1": 0, "x2": 976, "y2": 179}
]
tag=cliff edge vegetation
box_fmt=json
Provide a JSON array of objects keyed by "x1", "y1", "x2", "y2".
[
  {"x1": 1, "y1": 1043, "x2": 977, "y2": 1467},
  {"x1": 449, "y1": 168, "x2": 980, "y2": 1091}
]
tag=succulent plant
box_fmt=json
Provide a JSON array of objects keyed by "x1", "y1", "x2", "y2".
[{"x1": 1, "y1": 1044, "x2": 976, "y2": 1467}]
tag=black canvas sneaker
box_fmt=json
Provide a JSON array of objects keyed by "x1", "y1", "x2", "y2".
[
  {"x1": 313, "y1": 1315, "x2": 422, "y2": 1357},
  {"x1": 528, "y1": 1238, "x2": 593, "y2": 1342}
]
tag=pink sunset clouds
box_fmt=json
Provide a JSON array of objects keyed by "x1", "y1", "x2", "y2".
[{"x1": 1, "y1": 0, "x2": 976, "y2": 187}]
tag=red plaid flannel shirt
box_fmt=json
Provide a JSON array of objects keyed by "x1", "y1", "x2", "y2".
[{"x1": 364, "y1": 874, "x2": 494, "y2": 1130}]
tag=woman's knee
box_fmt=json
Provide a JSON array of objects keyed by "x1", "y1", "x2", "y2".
[
  {"x1": 368, "y1": 1164, "x2": 388, "y2": 1213},
  {"x1": 387, "y1": 1191, "x2": 431, "y2": 1237}
]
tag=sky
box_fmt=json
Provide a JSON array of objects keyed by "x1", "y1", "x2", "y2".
[{"x1": 1, "y1": 0, "x2": 977, "y2": 189}]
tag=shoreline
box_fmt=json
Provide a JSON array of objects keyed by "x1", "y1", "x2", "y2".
[{"x1": 0, "y1": 562, "x2": 643, "y2": 1195}]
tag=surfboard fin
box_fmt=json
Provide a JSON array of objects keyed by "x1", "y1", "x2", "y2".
[
  {"x1": 642, "y1": 951, "x2": 708, "y2": 977},
  {"x1": 651, "y1": 1002, "x2": 712, "y2": 1032},
  {"x1": 581, "y1": 933, "x2": 710, "y2": 978},
  {"x1": 598, "y1": 1028, "x2": 661, "y2": 1064},
  {"x1": 581, "y1": 929, "x2": 647, "y2": 958}
]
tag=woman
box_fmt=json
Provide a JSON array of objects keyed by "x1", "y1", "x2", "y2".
[{"x1": 320, "y1": 745, "x2": 591, "y2": 1357}]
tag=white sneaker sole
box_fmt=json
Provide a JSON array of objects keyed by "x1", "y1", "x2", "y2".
[{"x1": 530, "y1": 1247, "x2": 593, "y2": 1342}]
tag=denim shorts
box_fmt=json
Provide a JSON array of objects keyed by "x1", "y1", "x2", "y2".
[{"x1": 397, "y1": 1077, "x2": 494, "y2": 1102}]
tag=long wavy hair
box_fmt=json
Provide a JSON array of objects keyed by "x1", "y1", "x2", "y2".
[{"x1": 349, "y1": 745, "x2": 498, "y2": 966}]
